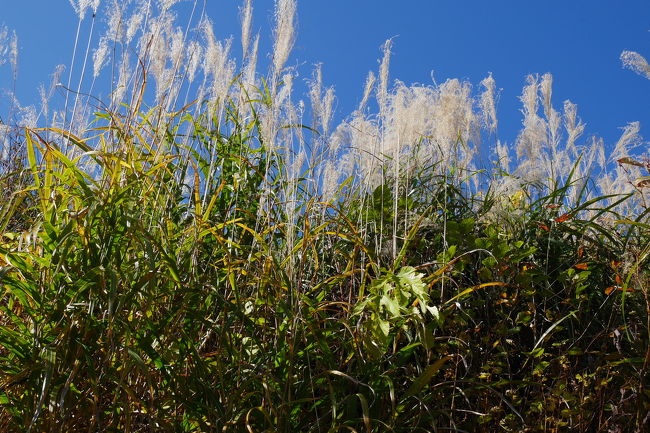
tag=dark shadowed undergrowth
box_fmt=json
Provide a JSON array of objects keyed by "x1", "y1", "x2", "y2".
[{"x1": 1, "y1": 1, "x2": 650, "y2": 432}]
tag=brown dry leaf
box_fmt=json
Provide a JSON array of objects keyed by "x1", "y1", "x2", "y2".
[
  {"x1": 604, "y1": 285, "x2": 635, "y2": 295},
  {"x1": 617, "y1": 157, "x2": 645, "y2": 167},
  {"x1": 604, "y1": 286, "x2": 617, "y2": 295},
  {"x1": 554, "y1": 213, "x2": 572, "y2": 223}
]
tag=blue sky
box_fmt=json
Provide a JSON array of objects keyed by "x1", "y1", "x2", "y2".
[{"x1": 1, "y1": 0, "x2": 649, "y2": 151}]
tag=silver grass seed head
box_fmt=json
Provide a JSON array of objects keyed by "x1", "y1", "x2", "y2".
[
  {"x1": 540, "y1": 73, "x2": 553, "y2": 118},
  {"x1": 240, "y1": 0, "x2": 253, "y2": 60},
  {"x1": 126, "y1": 6, "x2": 146, "y2": 44},
  {"x1": 243, "y1": 34, "x2": 259, "y2": 87},
  {"x1": 277, "y1": 72, "x2": 294, "y2": 108},
  {"x1": 1, "y1": 26, "x2": 18, "y2": 72},
  {"x1": 9, "y1": 30, "x2": 17, "y2": 72},
  {"x1": 621, "y1": 50, "x2": 650, "y2": 80},
  {"x1": 0, "y1": 25, "x2": 8, "y2": 66},
  {"x1": 520, "y1": 74, "x2": 539, "y2": 117},
  {"x1": 309, "y1": 64, "x2": 335, "y2": 136},
  {"x1": 358, "y1": 71, "x2": 376, "y2": 113},
  {"x1": 495, "y1": 140, "x2": 510, "y2": 171},
  {"x1": 69, "y1": 0, "x2": 100, "y2": 20},
  {"x1": 169, "y1": 27, "x2": 185, "y2": 69},
  {"x1": 112, "y1": 51, "x2": 131, "y2": 106},
  {"x1": 308, "y1": 64, "x2": 323, "y2": 129},
  {"x1": 563, "y1": 100, "x2": 584, "y2": 152},
  {"x1": 93, "y1": 36, "x2": 110, "y2": 78},
  {"x1": 612, "y1": 121, "x2": 642, "y2": 162},
  {"x1": 158, "y1": 0, "x2": 182, "y2": 13},
  {"x1": 186, "y1": 40, "x2": 202, "y2": 83},
  {"x1": 272, "y1": 0, "x2": 297, "y2": 76},
  {"x1": 321, "y1": 159, "x2": 343, "y2": 203},
  {"x1": 38, "y1": 84, "x2": 49, "y2": 121},
  {"x1": 322, "y1": 87, "x2": 335, "y2": 137},
  {"x1": 479, "y1": 73, "x2": 498, "y2": 132},
  {"x1": 106, "y1": 0, "x2": 126, "y2": 42},
  {"x1": 19, "y1": 105, "x2": 38, "y2": 129},
  {"x1": 378, "y1": 39, "x2": 393, "y2": 113}
]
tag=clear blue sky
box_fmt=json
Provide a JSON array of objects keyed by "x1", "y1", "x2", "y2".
[{"x1": 1, "y1": 0, "x2": 649, "y2": 150}]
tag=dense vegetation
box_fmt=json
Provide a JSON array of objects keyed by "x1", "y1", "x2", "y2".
[{"x1": 1, "y1": 1, "x2": 649, "y2": 431}]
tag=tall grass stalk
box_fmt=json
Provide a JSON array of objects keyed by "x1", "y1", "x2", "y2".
[{"x1": 0, "y1": 1, "x2": 649, "y2": 431}]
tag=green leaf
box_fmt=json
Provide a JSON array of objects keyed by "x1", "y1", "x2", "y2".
[
  {"x1": 380, "y1": 295, "x2": 400, "y2": 318},
  {"x1": 396, "y1": 266, "x2": 427, "y2": 298},
  {"x1": 403, "y1": 356, "x2": 452, "y2": 398}
]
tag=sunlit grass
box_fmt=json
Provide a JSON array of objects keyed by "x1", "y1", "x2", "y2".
[{"x1": 0, "y1": 1, "x2": 649, "y2": 431}]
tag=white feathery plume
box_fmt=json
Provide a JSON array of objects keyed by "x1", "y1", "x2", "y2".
[
  {"x1": 515, "y1": 75, "x2": 546, "y2": 181},
  {"x1": 308, "y1": 64, "x2": 335, "y2": 136},
  {"x1": 321, "y1": 159, "x2": 343, "y2": 203},
  {"x1": 358, "y1": 71, "x2": 376, "y2": 113},
  {"x1": 308, "y1": 65, "x2": 323, "y2": 129},
  {"x1": 68, "y1": 0, "x2": 86, "y2": 19},
  {"x1": 240, "y1": 0, "x2": 253, "y2": 60},
  {"x1": 158, "y1": 0, "x2": 181, "y2": 12},
  {"x1": 563, "y1": 100, "x2": 584, "y2": 153},
  {"x1": 93, "y1": 36, "x2": 110, "y2": 78},
  {"x1": 276, "y1": 72, "x2": 294, "y2": 109},
  {"x1": 38, "y1": 85, "x2": 48, "y2": 124},
  {"x1": 322, "y1": 87, "x2": 335, "y2": 138},
  {"x1": 155, "y1": 68, "x2": 174, "y2": 106},
  {"x1": 308, "y1": 65, "x2": 336, "y2": 168},
  {"x1": 243, "y1": 34, "x2": 259, "y2": 87},
  {"x1": 540, "y1": 73, "x2": 561, "y2": 158},
  {"x1": 126, "y1": 4, "x2": 146, "y2": 44},
  {"x1": 200, "y1": 17, "x2": 228, "y2": 78},
  {"x1": 18, "y1": 105, "x2": 38, "y2": 129},
  {"x1": 480, "y1": 73, "x2": 498, "y2": 133},
  {"x1": 112, "y1": 51, "x2": 131, "y2": 107},
  {"x1": 377, "y1": 39, "x2": 393, "y2": 115},
  {"x1": 598, "y1": 124, "x2": 644, "y2": 213},
  {"x1": 621, "y1": 50, "x2": 650, "y2": 80},
  {"x1": 520, "y1": 74, "x2": 539, "y2": 119},
  {"x1": 0, "y1": 25, "x2": 8, "y2": 66},
  {"x1": 239, "y1": 34, "x2": 259, "y2": 119},
  {"x1": 611, "y1": 121, "x2": 642, "y2": 163},
  {"x1": 434, "y1": 79, "x2": 479, "y2": 163},
  {"x1": 37, "y1": 65, "x2": 65, "y2": 125},
  {"x1": 568, "y1": 135, "x2": 604, "y2": 208},
  {"x1": 329, "y1": 123, "x2": 348, "y2": 157},
  {"x1": 0, "y1": 26, "x2": 19, "y2": 75},
  {"x1": 145, "y1": 18, "x2": 169, "y2": 96},
  {"x1": 348, "y1": 115, "x2": 381, "y2": 190},
  {"x1": 106, "y1": 0, "x2": 125, "y2": 42},
  {"x1": 185, "y1": 40, "x2": 202, "y2": 84},
  {"x1": 9, "y1": 30, "x2": 17, "y2": 75},
  {"x1": 169, "y1": 27, "x2": 185, "y2": 71},
  {"x1": 495, "y1": 140, "x2": 510, "y2": 171},
  {"x1": 69, "y1": 0, "x2": 100, "y2": 20},
  {"x1": 540, "y1": 73, "x2": 553, "y2": 118},
  {"x1": 272, "y1": 0, "x2": 296, "y2": 77}
]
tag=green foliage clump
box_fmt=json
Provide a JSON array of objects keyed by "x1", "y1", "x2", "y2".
[{"x1": 0, "y1": 100, "x2": 647, "y2": 432}]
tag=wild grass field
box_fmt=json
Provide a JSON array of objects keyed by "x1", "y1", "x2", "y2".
[{"x1": 0, "y1": 1, "x2": 649, "y2": 431}]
